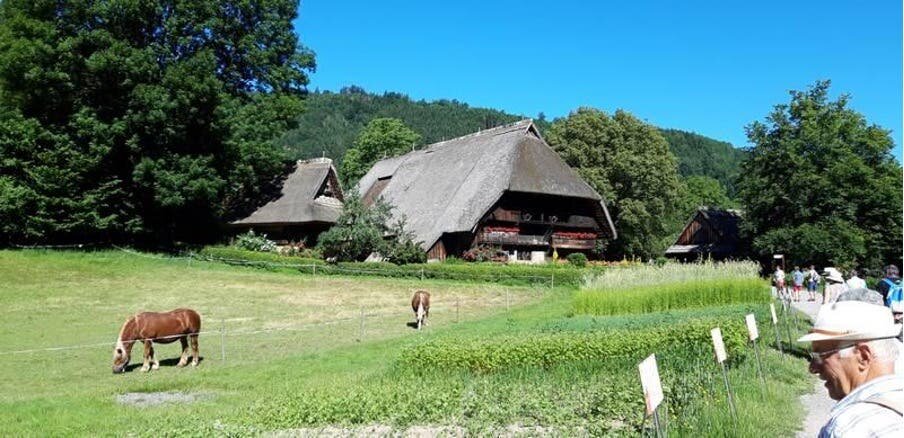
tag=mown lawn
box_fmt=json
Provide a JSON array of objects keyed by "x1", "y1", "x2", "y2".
[{"x1": 0, "y1": 250, "x2": 814, "y2": 436}]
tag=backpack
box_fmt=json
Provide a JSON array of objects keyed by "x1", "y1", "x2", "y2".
[{"x1": 883, "y1": 278, "x2": 903, "y2": 313}]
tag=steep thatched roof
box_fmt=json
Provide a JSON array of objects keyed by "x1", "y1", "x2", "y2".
[
  {"x1": 232, "y1": 158, "x2": 343, "y2": 226},
  {"x1": 357, "y1": 119, "x2": 616, "y2": 250}
]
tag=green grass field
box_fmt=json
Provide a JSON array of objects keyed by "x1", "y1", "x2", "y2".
[{"x1": 0, "y1": 250, "x2": 814, "y2": 436}]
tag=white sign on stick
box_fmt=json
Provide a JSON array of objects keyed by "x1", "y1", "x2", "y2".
[
  {"x1": 770, "y1": 303, "x2": 778, "y2": 325},
  {"x1": 745, "y1": 314, "x2": 759, "y2": 341},
  {"x1": 638, "y1": 354, "x2": 664, "y2": 415},
  {"x1": 711, "y1": 327, "x2": 728, "y2": 363}
]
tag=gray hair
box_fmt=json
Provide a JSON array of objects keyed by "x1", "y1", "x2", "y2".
[
  {"x1": 839, "y1": 338, "x2": 900, "y2": 362},
  {"x1": 836, "y1": 288, "x2": 884, "y2": 306}
]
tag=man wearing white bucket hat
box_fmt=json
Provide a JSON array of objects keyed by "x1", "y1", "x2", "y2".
[
  {"x1": 798, "y1": 301, "x2": 903, "y2": 437},
  {"x1": 822, "y1": 268, "x2": 848, "y2": 304}
]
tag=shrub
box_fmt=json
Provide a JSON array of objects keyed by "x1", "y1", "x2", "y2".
[
  {"x1": 198, "y1": 246, "x2": 324, "y2": 266},
  {"x1": 234, "y1": 230, "x2": 277, "y2": 252},
  {"x1": 566, "y1": 253, "x2": 587, "y2": 267}
]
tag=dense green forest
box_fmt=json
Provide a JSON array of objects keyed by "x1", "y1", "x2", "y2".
[{"x1": 277, "y1": 87, "x2": 745, "y2": 191}]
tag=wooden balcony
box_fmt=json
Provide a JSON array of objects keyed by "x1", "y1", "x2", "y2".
[
  {"x1": 551, "y1": 237, "x2": 597, "y2": 249},
  {"x1": 477, "y1": 233, "x2": 549, "y2": 247}
]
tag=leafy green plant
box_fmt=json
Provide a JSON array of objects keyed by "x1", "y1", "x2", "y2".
[
  {"x1": 566, "y1": 253, "x2": 587, "y2": 267},
  {"x1": 397, "y1": 314, "x2": 751, "y2": 373}
]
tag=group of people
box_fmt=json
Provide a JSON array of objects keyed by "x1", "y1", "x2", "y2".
[
  {"x1": 774, "y1": 265, "x2": 897, "y2": 306},
  {"x1": 794, "y1": 264, "x2": 903, "y2": 437}
]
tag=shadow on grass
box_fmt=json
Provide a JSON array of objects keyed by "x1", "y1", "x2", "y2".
[{"x1": 123, "y1": 356, "x2": 205, "y2": 372}]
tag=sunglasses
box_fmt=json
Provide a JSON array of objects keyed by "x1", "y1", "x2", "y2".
[{"x1": 808, "y1": 345, "x2": 855, "y2": 364}]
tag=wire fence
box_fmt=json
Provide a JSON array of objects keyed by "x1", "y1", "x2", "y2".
[{"x1": 0, "y1": 287, "x2": 534, "y2": 365}]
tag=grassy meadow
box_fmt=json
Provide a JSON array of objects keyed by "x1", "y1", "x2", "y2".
[{"x1": 0, "y1": 251, "x2": 814, "y2": 436}]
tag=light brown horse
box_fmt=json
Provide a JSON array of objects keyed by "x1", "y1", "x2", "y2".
[
  {"x1": 411, "y1": 290, "x2": 430, "y2": 330},
  {"x1": 112, "y1": 309, "x2": 201, "y2": 374}
]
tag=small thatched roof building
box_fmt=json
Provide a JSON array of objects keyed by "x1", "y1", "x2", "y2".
[
  {"x1": 665, "y1": 207, "x2": 743, "y2": 261},
  {"x1": 231, "y1": 158, "x2": 343, "y2": 244},
  {"x1": 356, "y1": 119, "x2": 616, "y2": 261}
]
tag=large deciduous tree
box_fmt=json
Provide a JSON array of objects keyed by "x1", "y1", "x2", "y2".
[
  {"x1": 546, "y1": 108, "x2": 685, "y2": 260},
  {"x1": 737, "y1": 81, "x2": 901, "y2": 269},
  {"x1": 0, "y1": 0, "x2": 315, "y2": 245},
  {"x1": 340, "y1": 117, "x2": 420, "y2": 187}
]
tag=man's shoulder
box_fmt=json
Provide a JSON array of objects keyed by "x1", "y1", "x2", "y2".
[{"x1": 824, "y1": 395, "x2": 904, "y2": 437}]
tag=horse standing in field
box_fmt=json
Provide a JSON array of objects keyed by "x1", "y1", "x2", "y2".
[
  {"x1": 112, "y1": 308, "x2": 201, "y2": 374},
  {"x1": 411, "y1": 290, "x2": 430, "y2": 330}
]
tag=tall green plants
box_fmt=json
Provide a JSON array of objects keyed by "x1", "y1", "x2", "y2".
[{"x1": 574, "y1": 261, "x2": 767, "y2": 315}]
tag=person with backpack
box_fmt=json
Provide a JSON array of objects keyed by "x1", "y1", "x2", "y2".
[
  {"x1": 807, "y1": 265, "x2": 821, "y2": 302},
  {"x1": 877, "y1": 264, "x2": 903, "y2": 324}
]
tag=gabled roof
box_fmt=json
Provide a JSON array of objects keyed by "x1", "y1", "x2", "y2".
[
  {"x1": 232, "y1": 158, "x2": 343, "y2": 226},
  {"x1": 666, "y1": 207, "x2": 742, "y2": 255},
  {"x1": 356, "y1": 119, "x2": 616, "y2": 250}
]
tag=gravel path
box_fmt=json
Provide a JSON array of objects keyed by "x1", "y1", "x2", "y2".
[{"x1": 791, "y1": 296, "x2": 832, "y2": 438}]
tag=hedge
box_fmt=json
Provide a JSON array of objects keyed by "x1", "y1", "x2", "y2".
[{"x1": 195, "y1": 246, "x2": 599, "y2": 286}]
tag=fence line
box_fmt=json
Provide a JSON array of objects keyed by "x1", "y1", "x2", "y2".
[{"x1": 0, "y1": 299, "x2": 522, "y2": 357}]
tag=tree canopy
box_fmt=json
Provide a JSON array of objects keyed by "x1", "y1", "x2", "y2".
[
  {"x1": 546, "y1": 108, "x2": 686, "y2": 259},
  {"x1": 682, "y1": 175, "x2": 736, "y2": 213},
  {"x1": 0, "y1": 0, "x2": 314, "y2": 245},
  {"x1": 737, "y1": 81, "x2": 902, "y2": 269},
  {"x1": 340, "y1": 117, "x2": 420, "y2": 187}
]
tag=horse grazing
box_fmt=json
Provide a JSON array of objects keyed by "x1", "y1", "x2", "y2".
[
  {"x1": 411, "y1": 290, "x2": 430, "y2": 330},
  {"x1": 112, "y1": 308, "x2": 201, "y2": 374}
]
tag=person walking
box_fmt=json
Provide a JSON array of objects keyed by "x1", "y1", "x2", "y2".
[
  {"x1": 774, "y1": 265, "x2": 787, "y2": 301},
  {"x1": 798, "y1": 301, "x2": 903, "y2": 437},
  {"x1": 846, "y1": 270, "x2": 867, "y2": 290},
  {"x1": 823, "y1": 268, "x2": 848, "y2": 304},
  {"x1": 808, "y1": 265, "x2": 821, "y2": 302},
  {"x1": 877, "y1": 265, "x2": 902, "y2": 324},
  {"x1": 792, "y1": 266, "x2": 805, "y2": 302}
]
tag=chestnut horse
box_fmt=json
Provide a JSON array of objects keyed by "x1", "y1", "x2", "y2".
[
  {"x1": 411, "y1": 290, "x2": 430, "y2": 329},
  {"x1": 112, "y1": 309, "x2": 201, "y2": 373}
]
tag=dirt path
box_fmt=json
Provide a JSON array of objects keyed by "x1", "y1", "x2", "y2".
[{"x1": 792, "y1": 296, "x2": 831, "y2": 438}]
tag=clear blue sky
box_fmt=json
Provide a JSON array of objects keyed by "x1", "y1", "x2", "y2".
[{"x1": 295, "y1": 0, "x2": 902, "y2": 158}]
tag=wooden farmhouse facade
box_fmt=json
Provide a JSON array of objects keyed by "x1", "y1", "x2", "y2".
[
  {"x1": 230, "y1": 158, "x2": 344, "y2": 245},
  {"x1": 356, "y1": 120, "x2": 617, "y2": 261},
  {"x1": 665, "y1": 207, "x2": 743, "y2": 261}
]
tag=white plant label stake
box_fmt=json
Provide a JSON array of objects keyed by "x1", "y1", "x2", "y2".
[
  {"x1": 745, "y1": 314, "x2": 759, "y2": 341},
  {"x1": 711, "y1": 327, "x2": 737, "y2": 423},
  {"x1": 711, "y1": 328, "x2": 727, "y2": 363},
  {"x1": 770, "y1": 303, "x2": 784, "y2": 358},
  {"x1": 638, "y1": 353, "x2": 665, "y2": 437},
  {"x1": 745, "y1": 314, "x2": 767, "y2": 397}
]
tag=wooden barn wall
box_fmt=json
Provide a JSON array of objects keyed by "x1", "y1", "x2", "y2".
[{"x1": 676, "y1": 215, "x2": 720, "y2": 245}]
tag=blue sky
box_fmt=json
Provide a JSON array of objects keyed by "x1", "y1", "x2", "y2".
[{"x1": 294, "y1": 0, "x2": 902, "y2": 158}]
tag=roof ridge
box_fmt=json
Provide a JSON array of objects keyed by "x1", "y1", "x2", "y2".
[{"x1": 425, "y1": 119, "x2": 534, "y2": 150}]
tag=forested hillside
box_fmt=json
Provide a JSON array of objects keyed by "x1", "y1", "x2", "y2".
[
  {"x1": 277, "y1": 87, "x2": 744, "y2": 190},
  {"x1": 660, "y1": 129, "x2": 747, "y2": 194}
]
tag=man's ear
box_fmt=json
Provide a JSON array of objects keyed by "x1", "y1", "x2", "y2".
[{"x1": 854, "y1": 343, "x2": 873, "y2": 367}]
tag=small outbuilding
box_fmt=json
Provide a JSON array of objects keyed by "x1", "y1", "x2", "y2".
[
  {"x1": 665, "y1": 207, "x2": 743, "y2": 261},
  {"x1": 356, "y1": 119, "x2": 617, "y2": 261},
  {"x1": 230, "y1": 158, "x2": 343, "y2": 245}
]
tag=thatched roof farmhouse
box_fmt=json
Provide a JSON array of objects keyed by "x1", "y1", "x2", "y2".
[
  {"x1": 356, "y1": 119, "x2": 616, "y2": 261},
  {"x1": 231, "y1": 158, "x2": 344, "y2": 244}
]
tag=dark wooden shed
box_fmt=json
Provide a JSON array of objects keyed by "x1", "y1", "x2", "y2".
[{"x1": 665, "y1": 207, "x2": 744, "y2": 261}]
